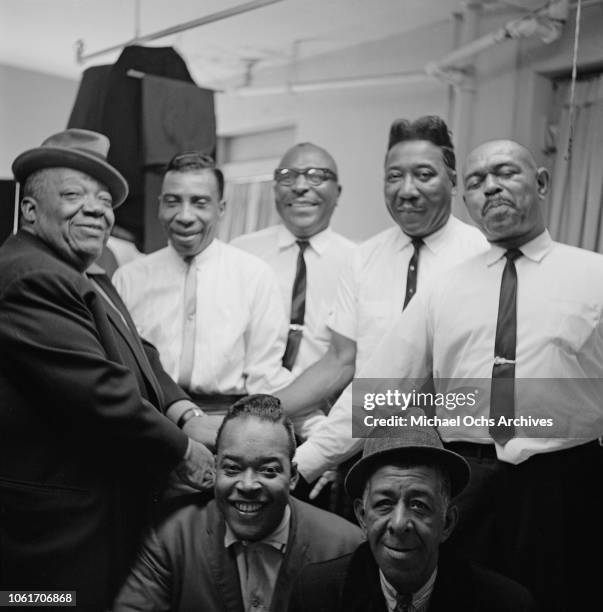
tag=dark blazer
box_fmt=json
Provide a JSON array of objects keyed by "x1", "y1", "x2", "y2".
[
  {"x1": 113, "y1": 497, "x2": 364, "y2": 612},
  {"x1": 0, "y1": 231, "x2": 189, "y2": 610},
  {"x1": 288, "y1": 542, "x2": 537, "y2": 612}
]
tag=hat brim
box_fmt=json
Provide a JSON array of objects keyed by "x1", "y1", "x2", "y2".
[
  {"x1": 344, "y1": 445, "x2": 470, "y2": 500},
  {"x1": 12, "y1": 147, "x2": 129, "y2": 208}
]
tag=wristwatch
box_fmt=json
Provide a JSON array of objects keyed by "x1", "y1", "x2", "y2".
[{"x1": 177, "y1": 407, "x2": 205, "y2": 429}]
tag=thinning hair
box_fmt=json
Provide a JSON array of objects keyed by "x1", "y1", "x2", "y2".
[
  {"x1": 387, "y1": 115, "x2": 456, "y2": 182},
  {"x1": 215, "y1": 394, "x2": 296, "y2": 460},
  {"x1": 164, "y1": 151, "x2": 225, "y2": 199},
  {"x1": 278, "y1": 142, "x2": 339, "y2": 175}
]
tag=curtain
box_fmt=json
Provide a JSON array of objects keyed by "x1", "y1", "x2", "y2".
[
  {"x1": 548, "y1": 75, "x2": 603, "y2": 251},
  {"x1": 218, "y1": 178, "x2": 281, "y2": 242}
]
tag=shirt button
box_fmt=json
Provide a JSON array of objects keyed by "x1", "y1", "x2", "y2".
[{"x1": 409, "y1": 265, "x2": 415, "y2": 271}]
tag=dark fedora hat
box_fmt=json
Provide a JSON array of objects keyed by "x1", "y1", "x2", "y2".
[
  {"x1": 12, "y1": 129, "x2": 128, "y2": 208},
  {"x1": 345, "y1": 410, "x2": 470, "y2": 499}
]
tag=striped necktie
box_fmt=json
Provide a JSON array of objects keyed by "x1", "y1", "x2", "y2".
[{"x1": 282, "y1": 240, "x2": 309, "y2": 370}]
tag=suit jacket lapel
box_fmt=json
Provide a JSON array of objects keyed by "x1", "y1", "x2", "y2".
[
  {"x1": 272, "y1": 499, "x2": 311, "y2": 612},
  {"x1": 206, "y1": 502, "x2": 245, "y2": 612},
  {"x1": 86, "y1": 269, "x2": 164, "y2": 407},
  {"x1": 340, "y1": 543, "x2": 388, "y2": 612}
]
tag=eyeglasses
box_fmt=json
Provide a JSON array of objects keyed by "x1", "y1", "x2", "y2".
[
  {"x1": 274, "y1": 167, "x2": 338, "y2": 187},
  {"x1": 166, "y1": 151, "x2": 216, "y2": 172}
]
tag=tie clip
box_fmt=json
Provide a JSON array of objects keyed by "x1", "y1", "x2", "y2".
[
  {"x1": 289, "y1": 323, "x2": 304, "y2": 331},
  {"x1": 494, "y1": 356, "x2": 516, "y2": 365}
]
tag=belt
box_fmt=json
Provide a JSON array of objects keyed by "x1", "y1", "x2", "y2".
[
  {"x1": 444, "y1": 441, "x2": 497, "y2": 460},
  {"x1": 187, "y1": 393, "x2": 247, "y2": 413}
]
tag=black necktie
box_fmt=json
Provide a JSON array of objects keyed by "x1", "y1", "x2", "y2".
[
  {"x1": 395, "y1": 592, "x2": 413, "y2": 612},
  {"x1": 489, "y1": 248, "x2": 523, "y2": 445},
  {"x1": 403, "y1": 237, "x2": 424, "y2": 310},
  {"x1": 283, "y1": 240, "x2": 309, "y2": 370}
]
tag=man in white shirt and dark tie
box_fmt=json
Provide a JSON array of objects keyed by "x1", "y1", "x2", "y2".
[
  {"x1": 232, "y1": 142, "x2": 355, "y2": 427},
  {"x1": 275, "y1": 117, "x2": 487, "y2": 493}
]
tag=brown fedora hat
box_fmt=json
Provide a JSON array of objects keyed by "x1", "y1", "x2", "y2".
[
  {"x1": 12, "y1": 129, "x2": 128, "y2": 208},
  {"x1": 345, "y1": 409, "x2": 470, "y2": 499}
]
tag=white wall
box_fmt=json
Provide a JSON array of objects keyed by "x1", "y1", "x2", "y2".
[
  {"x1": 216, "y1": 4, "x2": 603, "y2": 241},
  {"x1": 0, "y1": 64, "x2": 78, "y2": 178},
  {"x1": 2, "y1": 4, "x2": 602, "y2": 241},
  {"x1": 216, "y1": 21, "x2": 455, "y2": 241}
]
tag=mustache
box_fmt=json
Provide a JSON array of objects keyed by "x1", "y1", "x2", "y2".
[{"x1": 483, "y1": 197, "x2": 514, "y2": 214}]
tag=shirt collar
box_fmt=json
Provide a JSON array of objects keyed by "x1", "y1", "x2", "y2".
[
  {"x1": 379, "y1": 567, "x2": 437, "y2": 612},
  {"x1": 169, "y1": 237, "x2": 221, "y2": 269},
  {"x1": 86, "y1": 262, "x2": 106, "y2": 276},
  {"x1": 224, "y1": 504, "x2": 291, "y2": 554},
  {"x1": 276, "y1": 224, "x2": 332, "y2": 255},
  {"x1": 485, "y1": 229, "x2": 552, "y2": 267},
  {"x1": 394, "y1": 215, "x2": 454, "y2": 255}
]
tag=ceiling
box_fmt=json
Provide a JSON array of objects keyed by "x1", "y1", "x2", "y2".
[{"x1": 0, "y1": 0, "x2": 551, "y2": 88}]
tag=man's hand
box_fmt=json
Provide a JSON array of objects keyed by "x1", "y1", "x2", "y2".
[
  {"x1": 166, "y1": 439, "x2": 215, "y2": 496},
  {"x1": 182, "y1": 414, "x2": 223, "y2": 452},
  {"x1": 309, "y1": 467, "x2": 338, "y2": 500}
]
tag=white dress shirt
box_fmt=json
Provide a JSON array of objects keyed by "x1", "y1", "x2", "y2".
[
  {"x1": 113, "y1": 240, "x2": 307, "y2": 427},
  {"x1": 294, "y1": 216, "x2": 488, "y2": 481},
  {"x1": 328, "y1": 215, "x2": 487, "y2": 365},
  {"x1": 232, "y1": 225, "x2": 355, "y2": 436},
  {"x1": 356, "y1": 230, "x2": 603, "y2": 464},
  {"x1": 232, "y1": 225, "x2": 355, "y2": 375}
]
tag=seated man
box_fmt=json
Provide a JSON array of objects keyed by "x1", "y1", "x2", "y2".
[
  {"x1": 288, "y1": 409, "x2": 535, "y2": 612},
  {"x1": 114, "y1": 395, "x2": 362, "y2": 612}
]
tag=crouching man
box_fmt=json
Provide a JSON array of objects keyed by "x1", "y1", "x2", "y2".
[
  {"x1": 288, "y1": 410, "x2": 536, "y2": 611},
  {"x1": 114, "y1": 394, "x2": 362, "y2": 611}
]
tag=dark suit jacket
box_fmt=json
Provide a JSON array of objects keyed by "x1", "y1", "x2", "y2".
[
  {"x1": 113, "y1": 497, "x2": 363, "y2": 612},
  {"x1": 0, "y1": 231, "x2": 189, "y2": 610},
  {"x1": 288, "y1": 542, "x2": 537, "y2": 612}
]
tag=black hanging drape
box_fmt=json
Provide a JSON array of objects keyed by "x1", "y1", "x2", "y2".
[{"x1": 68, "y1": 45, "x2": 216, "y2": 252}]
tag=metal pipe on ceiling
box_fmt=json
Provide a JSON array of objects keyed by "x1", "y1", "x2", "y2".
[
  {"x1": 75, "y1": 0, "x2": 283, "y2": 64},
  {"x1": 229, "y1": 70, "x2": 433, "y2": 97},
  {"x1": 426, "y1": 0, "x2": 570, "y2": 83}
]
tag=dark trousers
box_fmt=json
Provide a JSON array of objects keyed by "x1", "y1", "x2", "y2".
[{"x1": 443, "y1": 440, "x2": 603, "y2": 612}]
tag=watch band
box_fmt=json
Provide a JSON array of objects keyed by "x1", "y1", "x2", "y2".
[{"x1": 177, "y1": 407, "x2": 204, "y2": 429}]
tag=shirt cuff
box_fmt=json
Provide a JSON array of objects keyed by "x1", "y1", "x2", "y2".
[{"x1": 294, "y1": 440, "x2": 332, "y2": 484}]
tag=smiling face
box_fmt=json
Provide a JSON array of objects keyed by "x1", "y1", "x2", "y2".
[
  {"x1": 462, "y1": 140, "x2": 548, "y2": 246},
  {"x1": 215, "y1": 416, "x2": 298, "y2": 542},
  {"x1": 384, "y1": 140, "x2": 454, "y2": 238},
  {"x1": 354, "y1": 463, "x2": 456, "y2": 594},
  {"x1": 158, "y1": 169, "x2": 225, "y2": 258},
  {"x1": 22, "y1": 167, "x2": 114, "y2": 272},
  {"x1": 274, "y1": 144, "x2": 341, "y2": 239}
]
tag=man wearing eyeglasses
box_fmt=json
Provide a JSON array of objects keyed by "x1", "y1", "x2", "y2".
[
  {"x1": 113, "y1": 152, "x2": 294, "y2": 446},
  {"x1": 232, "y1": 143, "x2": 354, "y2": 441},
  {"x1": 275, "y1": 117, "x2": 488, "y2": 496}
]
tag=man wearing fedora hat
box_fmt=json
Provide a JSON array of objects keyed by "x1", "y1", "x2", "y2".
[
  {"x1": 288, "y1": 410, "x2": 535, "y2": 612},
  {"x1": 0, "y1": 129, "x2": 215, "y2": 610}
]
